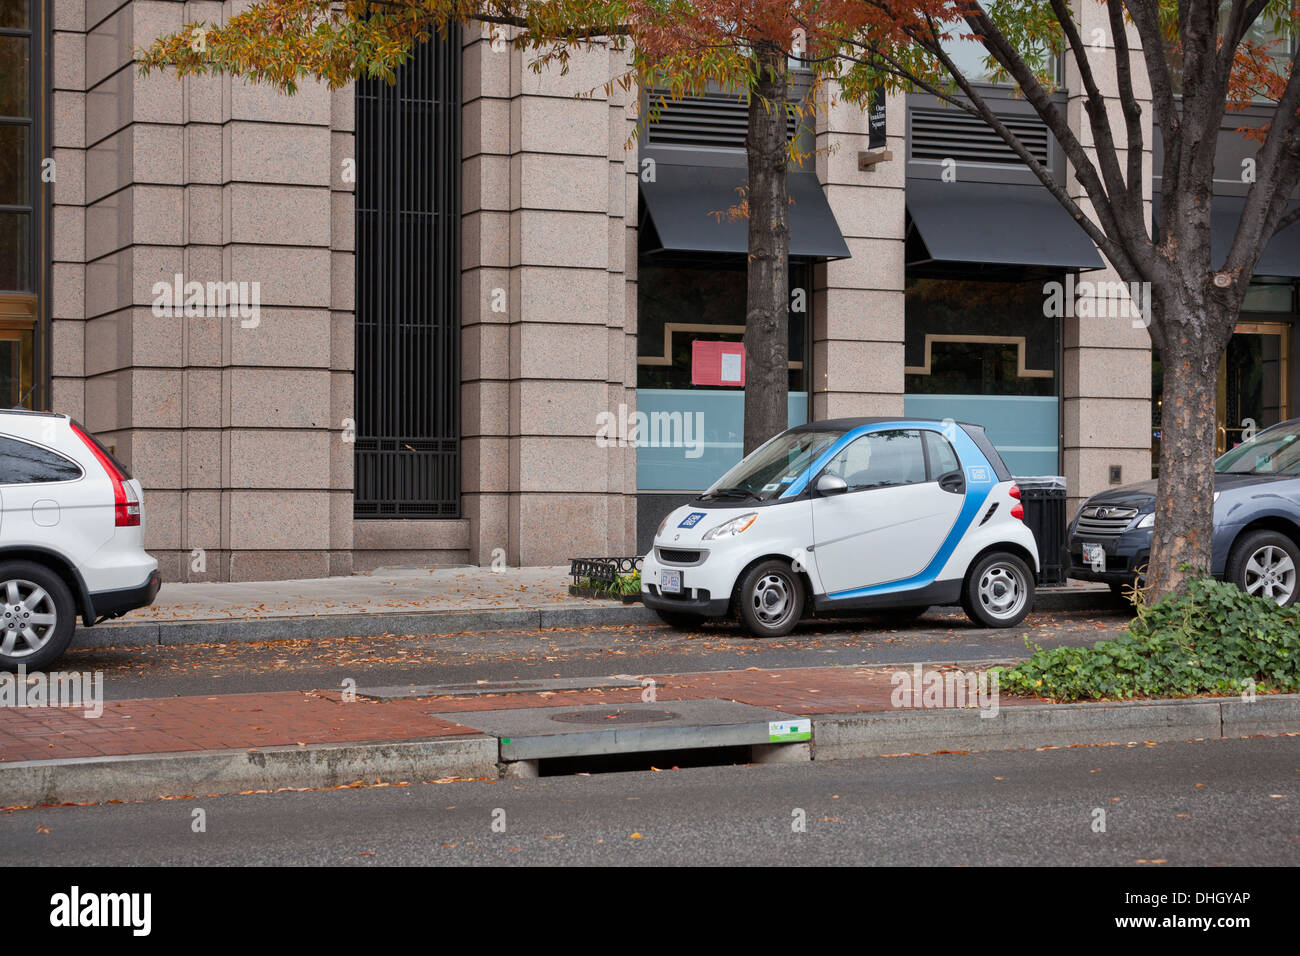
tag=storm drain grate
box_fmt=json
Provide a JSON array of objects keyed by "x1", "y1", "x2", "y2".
[{"x1": 549, "y1": 708, "x2": 679, "y2": 725}]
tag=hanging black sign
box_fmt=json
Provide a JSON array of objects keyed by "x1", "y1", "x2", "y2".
[{"x1": 868, "y1": 87, "x2": 886, "y2": 149}]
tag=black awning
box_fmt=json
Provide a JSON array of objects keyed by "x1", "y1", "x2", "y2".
[
  {"x1": 906, "y1": 179, "x2": 1105, "y2": 271},
  {"x1": 639, "y1": 162, "x2": 850, "y2": 259},
  {"x1": 1210, "y1": 196, "x2": 1300, "y2": 278}
]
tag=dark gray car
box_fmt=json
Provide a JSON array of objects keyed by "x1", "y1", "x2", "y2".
[{"x1": 1068, "y1": 418, "x2": 1300, "y2": 606}]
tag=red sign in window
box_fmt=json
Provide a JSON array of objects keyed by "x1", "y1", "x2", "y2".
[{"x1": 692, "y1": 341, "x2": 746, "y2": 387}]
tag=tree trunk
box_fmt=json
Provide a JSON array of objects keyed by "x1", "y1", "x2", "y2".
[
  {"x1": 1145, "y1": 299, "x2": 1227, "y2": 598},
  {"x1": 743, "y1": 44, "x2": 790, "y2": 455}
]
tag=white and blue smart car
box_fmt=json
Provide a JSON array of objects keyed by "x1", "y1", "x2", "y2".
[{"x1": 641, "y1": 418, "x2": 1040, "y2": 636}]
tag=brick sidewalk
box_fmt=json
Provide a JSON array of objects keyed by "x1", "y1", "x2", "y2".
[{"x1": 0, "y1": 665, "x2": 1027, "y2": 765}]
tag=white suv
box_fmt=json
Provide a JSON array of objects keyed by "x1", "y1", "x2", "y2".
[{"x1": 0, "y1": 410, "x2": 160, "y2": 670}]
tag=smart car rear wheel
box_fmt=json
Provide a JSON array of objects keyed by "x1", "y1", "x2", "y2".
[
  {"x1": 737, "y1": 560, "x2": 804, "y2": 637},
  {"x1": 963, "y1": 552, "x2": 1034, "y2": 628},
  {"x1": 1228, "y1": 530, "x2": 1300, "y2": 607},
  {"x1": 0, "y1": 561, "x2": 77, "y2": 672}
]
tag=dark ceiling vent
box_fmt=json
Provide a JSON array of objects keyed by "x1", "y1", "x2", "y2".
[
  {"x1": 909, "y1": 108, "x2": 1053, "y2": 169},
  {"x1": 646, "y1": 90, "x2": 799, "y2": 149}
]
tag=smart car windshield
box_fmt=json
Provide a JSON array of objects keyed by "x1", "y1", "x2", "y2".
[
  {"x1": 702, "y1": 429, "x2": 842, "y2": 501},
  {"x1": 1215, "y1": 421, "x2": 1300, "y2": 476}
]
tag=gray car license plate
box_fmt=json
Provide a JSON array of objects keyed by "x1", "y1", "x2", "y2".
[
  {"x1": 1081, "y1": 542, "x2": 1106, "y2": 571},
  {"x1": 661, "y1": 570, "x2": 682, "y2": 594}
]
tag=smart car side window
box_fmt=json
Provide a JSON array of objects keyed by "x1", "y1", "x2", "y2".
[
  {"x1": 0, "y1": 436, "x2": 84, "y2": 484},
  {"x1": 923, "y1": 430, "x2": 961, "y2": 478},
  {"x1": 823, "y1": 430, "x2": 927, "y2": 492}
]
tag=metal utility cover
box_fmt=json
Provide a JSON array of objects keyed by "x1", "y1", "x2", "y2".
[
  {"x1": 357, "y1": 675, "x2": 645, "y2": 700},
  {"x1": 906, "y1": 178, "x2": 1105, "y2": 270},
  {"x1": 431, "y1": 699, "x2": 811, "y2": 761}
]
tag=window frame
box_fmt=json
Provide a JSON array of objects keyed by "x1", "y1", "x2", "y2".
[
  {"x1": 0, "y1": 0, "x2": 48, "y2": 409},
  {"x1": 815, "y1": 428, "x2": 932, "y2": 494},
  {"x1": 0, "y1": 432, "x2": 84, "y2": 485}
]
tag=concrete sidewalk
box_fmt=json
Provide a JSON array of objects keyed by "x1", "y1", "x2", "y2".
[
  {"x1": 77, "y1": 566, "x2": 658, "y2": 648},
  {"x1": 3, "y1": 661, "x2": 1294, "y2": 806},
  {"x1": 77, "y1": 565, "x2": 1115, "y2": 649}
]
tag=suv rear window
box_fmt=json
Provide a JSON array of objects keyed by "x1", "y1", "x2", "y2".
[{"x1": 0, "y1": 436, "x2": 84, "y2": 484}]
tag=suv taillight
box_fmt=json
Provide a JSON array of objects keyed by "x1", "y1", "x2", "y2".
[{"x1": 70, "y1": 422, "x2": 140, "y2": 527}]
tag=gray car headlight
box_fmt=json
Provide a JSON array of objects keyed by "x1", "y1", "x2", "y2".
[
  {"x1": 1135, "y1": 512, "x2": 1154, "y2": 529},
  {"x1": 702, "y1": 513, "x2": 758, "y2": 540}
]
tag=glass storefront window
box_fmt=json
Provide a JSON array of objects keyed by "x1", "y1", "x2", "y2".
[
  {"x1": 0, "y1": 34, "x2": 29, "y2": 117},
  {"x1": 0, "y1": 210, "x2": 30, "y2": 290},
  {"x1": 903, "y1": 276, "x2": 1062, "y2": 475},
  {"x1": 0, "y1": 123, "x2": 26, "y2": 205},
  {"x1": 0, "y1": 300, "x2": 36, "y2": 408},
  {"x1": 636, "y1": 262, "x2": 812, "y2": 491},
  {"x1": 1243, "y1": 281, "x2": 1295, "y2": 313},
  {"x1": 1167, "y1": 3, "x2": 1295, "y2": 100},
  {"x1": 0, "y1": 0, "x2": 28, "y2": 29},
  {"x1": 1152, "y1": 313, "x2": 1296, "y2": 474}
]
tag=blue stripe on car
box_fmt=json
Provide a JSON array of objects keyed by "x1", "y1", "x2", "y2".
[{"x1": 780, "y1": 421, "x2": 998, "y2": 599}]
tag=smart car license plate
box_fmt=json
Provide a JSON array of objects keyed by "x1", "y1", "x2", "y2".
[
  {"x1": 661, "y1": 570, "x2": 682, "y2": 594},
  {"x1": 1081, "y1": 542, "x2": 1106, "y2": 571}
]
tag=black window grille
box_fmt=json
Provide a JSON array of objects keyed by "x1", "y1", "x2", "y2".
[{"x1": 354, "y1": 30, "x2": 461, "y2": 518}]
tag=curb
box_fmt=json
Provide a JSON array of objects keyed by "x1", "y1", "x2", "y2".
[
  {"x1": 5, "y1": 694, "x2": 1292, "y2": 807},
  {"x1": 812, "y1": 694, "x2": 1300, "y2": 759},
  {"x1": 0, "y1": 736, "x2": 500, "y2": 807},
  {"x1": 73, "y1": 588, "x2": 1112, "y2": 650},
  {"x1": 73, "y1": 603, "x2": 661, "y2": 649}
]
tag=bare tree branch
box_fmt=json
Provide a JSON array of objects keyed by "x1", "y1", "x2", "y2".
[
  {"x1": 959, "y1": 3, "x2": 1150, "y2": 278},
  {"x1": 1225, "y1": 44, "x2": 1300, "y2": 275},
  {"x1": 1106, "y1": 0, "x2": 1146, "y2": 211}
]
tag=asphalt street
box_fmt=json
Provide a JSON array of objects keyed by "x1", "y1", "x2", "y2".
[
  {"x1": 63, "y1": 605, "x2": 1132, "y2": 699},
  {"x1": 5, "y1": 736, "x2": 1295, "y2": 866}
]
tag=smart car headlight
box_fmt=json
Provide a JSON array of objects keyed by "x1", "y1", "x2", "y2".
[{"x1": 702, "y1": 513, "x2": 758, "y2": 541}]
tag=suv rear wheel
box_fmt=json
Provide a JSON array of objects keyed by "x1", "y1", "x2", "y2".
[{"x1": 0, "y1": 561, "x2": 77, "y2": 672}]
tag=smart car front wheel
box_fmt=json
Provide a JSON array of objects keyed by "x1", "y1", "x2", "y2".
[
  {"x1": 963, "y1": 552, "x2": 1034, "y2": 628},
  {"x1": 737, "y1": 559, "x2": 804, "y2": 638}
]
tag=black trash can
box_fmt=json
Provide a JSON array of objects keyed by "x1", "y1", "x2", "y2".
[{"x1": 1014, "y1": 476, "x2": 1068, "y2": 585}]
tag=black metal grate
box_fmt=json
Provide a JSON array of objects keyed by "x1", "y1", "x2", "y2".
[
  {"x1": 909, "y1": 108, "x2": 1052, "y2": 169},
  {"x1": 354, "y1": 30, "x2": 462, "y2": 518},
  {"x1": 646, "y1": 89, "x2": 799, "y2": 149}
]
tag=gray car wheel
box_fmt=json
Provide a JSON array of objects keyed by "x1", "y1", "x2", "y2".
[{"x1": 1228, "y1": 530, "x2": 1300, "y2": 607}]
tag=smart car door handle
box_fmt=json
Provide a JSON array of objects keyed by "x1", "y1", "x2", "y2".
[{"x1": 939, "y1": 472, "x2": 965, "y2": 494}]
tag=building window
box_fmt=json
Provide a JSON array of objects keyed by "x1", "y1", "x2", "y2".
[
  {"x1": 635, "y1": 261, "x2": 812, "y2": 491},
  {"x1": 904, "y1": 276, "x2": 1062, "y2": 476},
  {"x1": 938, "y1": 1, "x2": 1063, "y2": 87},
  {"x1": 1167, "y1": 4, "x2": 1295, "y2": 100},
  {"x1": 353, "y1": 31, "x2": 461, "y2": 518},
  {"x1": 0, "y1": 0, "x2": 45, "y2": 409}
]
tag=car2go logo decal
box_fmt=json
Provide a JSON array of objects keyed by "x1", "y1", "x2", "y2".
[{"x1": 677, "y1": 512, "x2": 707, "y2": 529}]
